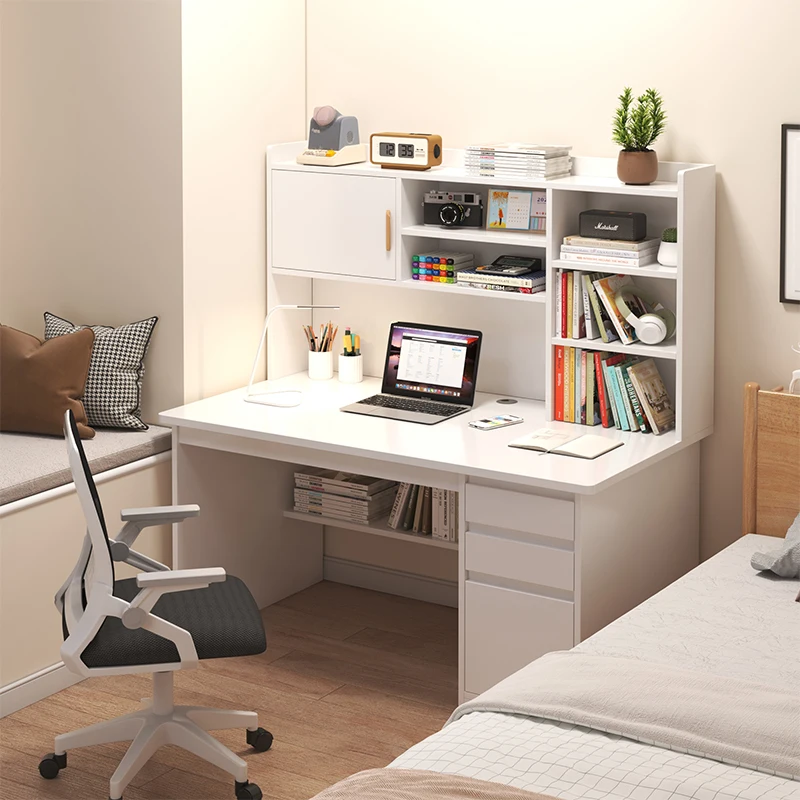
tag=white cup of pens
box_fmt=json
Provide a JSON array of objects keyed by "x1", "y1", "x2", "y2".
[
  {"x1": 304, "y1": 321, "x2": 336, "y2": 380},
  {"x1": 338, "y1": 328, "x2": 363, "y2": 384}
]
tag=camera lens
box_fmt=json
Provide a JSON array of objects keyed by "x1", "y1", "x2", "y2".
[
  {"x1": 464, "y1": 194, "x2": 475, "y2": 203},
  {"x1": 439, "y1": 203, "x2": 464, "y2": 226}
]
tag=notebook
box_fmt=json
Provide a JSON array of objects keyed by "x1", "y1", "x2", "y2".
[{"x1": 508, "y1": 428, "x2": 624, "y2": 459}]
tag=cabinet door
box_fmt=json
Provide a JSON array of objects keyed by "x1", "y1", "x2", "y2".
[
  {"x1": 271, "y1": 170, "x2": 396, "y2": 280},
  {"x1": 465, "y1": 580, "x2": 574, "y2": 695}
]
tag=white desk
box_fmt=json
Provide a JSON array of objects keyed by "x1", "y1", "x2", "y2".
[{"x1": 160, "y1": 373, "x2": 700, "y2": 700}]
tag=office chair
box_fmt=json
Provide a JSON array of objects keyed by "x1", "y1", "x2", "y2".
[{"x1": 38, "y1": 409, "x2": 272, "y2": 800}]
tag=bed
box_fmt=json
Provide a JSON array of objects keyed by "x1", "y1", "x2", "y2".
[{"x1": 314, "y1": 384, "x2": 800, "y2": 800}]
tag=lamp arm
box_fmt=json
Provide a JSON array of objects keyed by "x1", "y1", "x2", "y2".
[{"x1": 246, "y1": 305, "x2": 295, "y2": 395}]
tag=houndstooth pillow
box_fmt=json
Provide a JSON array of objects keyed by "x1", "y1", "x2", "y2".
[{"x1": 44, "y1": 312, "x2": 158, "y2": 430}]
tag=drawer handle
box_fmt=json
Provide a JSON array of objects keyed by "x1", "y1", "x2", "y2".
[{"x1": 385, "y1": 210, "x2": 392, "y2": 251}]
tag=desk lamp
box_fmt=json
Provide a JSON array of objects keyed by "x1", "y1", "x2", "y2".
[{"x1": 244, "y1": 304, "x2": 340, "y2": 407}]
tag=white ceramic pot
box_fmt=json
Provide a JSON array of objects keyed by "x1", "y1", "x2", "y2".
[
  {"x1": 338, "y1": 354, "x2": 363, "y2": 384},
  {"x1": 308, "y1": 350, "x2": 333, "y2": 380},
  {"x1": 657, "y1": 240, "x2": 678, "y2": 267}
]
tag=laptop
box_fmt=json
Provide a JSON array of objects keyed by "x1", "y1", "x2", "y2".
[{"x1": 341, "y1": 322, "x2": 483, "y2": 425}]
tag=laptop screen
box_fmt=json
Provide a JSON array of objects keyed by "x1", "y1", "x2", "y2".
[{"x1": 381, "y1": 322, "x2": 483, "y2": 405}]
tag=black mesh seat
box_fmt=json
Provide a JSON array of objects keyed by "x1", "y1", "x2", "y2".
[{"x1": 78, "y1": 575, "x2": 267, "y2": 668}]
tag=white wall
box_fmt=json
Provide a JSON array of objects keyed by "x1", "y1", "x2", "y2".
[
  {"x1": 0, "y1": 0, "x2": 185, "y2": 422},
  {"x1": 181, "y1": 0, "x2": 306, "y2": 402},
  {"x1": 306, "y1": 0, "x2": 800, "y2": 559}
]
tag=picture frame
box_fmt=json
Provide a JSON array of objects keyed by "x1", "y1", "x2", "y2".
[{"x1": 780, "y1": 124, "x2": 800, "y2": 304}]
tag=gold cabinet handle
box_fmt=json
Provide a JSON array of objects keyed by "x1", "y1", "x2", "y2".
[{"x1": 385, "y1": 210, "x2": 392, "y2": 251}]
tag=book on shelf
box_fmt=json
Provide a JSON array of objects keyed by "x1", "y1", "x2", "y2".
[
  {"x1": 294, "y1": 467, "x2": 397, "y2": 499},
  {"x1": 456, "y1": 282, "x2": 541, "y2": 295},
  {"x1": 554, "y1": 345, "x2": 565, "y2": 422},
  {"x1": 594, "y1": 352, "x2": 613, "y2": 428},
  {"x1": 628, "y1": 359, "x2": 675, "y2": 435},
  {"x1": 571, "y1": 271, "x2": 585, "y2": 340},
  {"x1": 561, "y1": 242, "x2": 659, "y2": 259},
  {"x1": 566, "y1": 272, "x2": 574, "y2": 338},
  {"x1": 592, "y1": 274, "x2": 638, "y2": 344},
  {"x1": 563, "y1": 235, "x2": 659, "y2": 251},
  {"x1": 294, "y1": 489, "x2": 395, "y2": 519},
  {"x1": 553, "y1": 348, "x2": 674, "y2": 432},
  {"x1": 412, "y1": 484, "x2": 426, "y2": 533},
  {"x1": 388, "y1": 482, "x2": 413, "y2": 529},
  {"x1": 561, "y1": 251, "x2": 657, "y2": 268},
  {"x1": 581, "y1": 273, "x2": 600, "y2": 340},
  {"x1": 456, "y1": 268, "x2": 546, "y2": 288},
  {"x1": 509, "y1": 428, "x2": 623, "y2": 459},
  {"x1": 402, "y1": 484, "x2": 420, "y2": 530},
  {"x1": 466, "y1": 143, "x2": 572, "y2": 157},
  {"x1": 419, "y1": 486, "x2": 432, "y2": 535}
]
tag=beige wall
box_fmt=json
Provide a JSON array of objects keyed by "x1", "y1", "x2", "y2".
[
  {"x1": 0, "y1": 0, "x2": 185, "y2": 423},
  {"x1": 307, "y1": 0, "x2": 800, "y2": 559},
  {"x1": 181, "y1": 0, "x2": 306, "y2": 402}
]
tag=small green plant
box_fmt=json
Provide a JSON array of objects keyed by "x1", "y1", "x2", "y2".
[
  {"x1": 612, "y1": 87, "x2": 667, "y2": 152},
  {"x1": 661, "y1": 227, "x2": 677, "y2": 243}
]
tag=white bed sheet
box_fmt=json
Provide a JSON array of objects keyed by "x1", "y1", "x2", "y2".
[{"x1": 391, "y1": 536, "x2": 800, "y2": 799}]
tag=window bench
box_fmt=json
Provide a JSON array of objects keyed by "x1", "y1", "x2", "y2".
[{"x1": 0, "y1": 427, "x2": 173, "y2": 715}]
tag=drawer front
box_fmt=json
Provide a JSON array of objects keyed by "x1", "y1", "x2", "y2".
[
  {"x1": 465, "y1": 484, "x2": 574, "y2": 541},
  {"x1": 465, "y1": 531, "x2": 573, "y2": 591},
  {"x1": 465, "y1": 581, "x2": 574, "y2": 695}
]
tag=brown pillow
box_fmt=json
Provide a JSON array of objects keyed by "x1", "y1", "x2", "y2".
[{"x1": 0, "y1": 325, "x2": 95, "y2": 439}]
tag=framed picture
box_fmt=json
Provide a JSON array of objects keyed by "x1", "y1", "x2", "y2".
[{"x1": 780, "y1": 124, "x2": 800, "y2": 303}]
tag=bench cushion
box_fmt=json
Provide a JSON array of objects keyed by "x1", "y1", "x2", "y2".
[{"x1": 0, "y1": 426, "x2": 171, "y2": 506}]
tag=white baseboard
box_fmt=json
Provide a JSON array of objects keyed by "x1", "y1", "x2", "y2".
[
  {"x1": 323, "y1": 556, "x2": 458, "y2": 607},
  {"x1": 0, "y1": 662, "x2": 83, "y2": 718}
]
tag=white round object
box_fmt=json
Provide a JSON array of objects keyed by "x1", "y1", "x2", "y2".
[
  {"x1": 658, "y1": 240, "x2": 678, "y2": 267},
  {"x1": 636, "y1": 314, "x2": 668, "y2": 345}
]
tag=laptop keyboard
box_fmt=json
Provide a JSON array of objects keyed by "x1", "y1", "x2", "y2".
[{"x1": 359, "y1": 395, "x2": 466, "y2": 417}]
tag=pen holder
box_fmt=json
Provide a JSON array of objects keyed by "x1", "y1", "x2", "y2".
[
  {"x1": 338, "y1": 354, "x2": 363, "y2": 384},
  {"x1": 308, "y1": 350, "x2": 333, "y2": 381}
]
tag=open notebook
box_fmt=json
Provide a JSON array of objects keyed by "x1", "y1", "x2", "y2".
[{"x1": 509, "y1": 428, "x2": 624, "y2": 459}]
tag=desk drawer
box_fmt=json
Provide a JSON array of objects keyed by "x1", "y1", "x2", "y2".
[
  {"x1": 465, "y1": 531, "x2": 573, "y2": 591},
  {"x1": 465, "y1": 580, "x2": 574, "y2": 695},
  {"x1": 465, "y1": 485, "x2": 574, "y2": 541}
]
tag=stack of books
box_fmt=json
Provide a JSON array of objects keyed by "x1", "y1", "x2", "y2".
[
  {"x1": 560, "y1": 235, "x2": 660, "y2": 268},
  {"x1": 412, "y1": 251, "x2": 473, "y2": 284},
  {"x1": 555, "y1": 269, "x2": 671, "y2": 346},
  {"x1": 554, "y1": 347, "x2": 675, "y2": 435},
  {"x1": 456, "y1": 267, "x2": 546, "y2": 295},
  {"x1": 293, "y1": 468, "x2": 398, "y2": 524},
  {"x1": 465, "y1": 143, "x2": 572, "y2": 180},
  {"x1": 387, "y1": 483, "x2": 459, "y2": 541}
]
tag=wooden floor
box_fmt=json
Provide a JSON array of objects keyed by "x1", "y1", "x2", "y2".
[{"x1": 0, "y1": 582, "x2": 458, "y2": 800}]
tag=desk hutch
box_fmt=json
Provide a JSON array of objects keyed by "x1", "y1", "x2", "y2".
[{"x1": 161, "y1": 142, "x2": 715, "y2": 700}]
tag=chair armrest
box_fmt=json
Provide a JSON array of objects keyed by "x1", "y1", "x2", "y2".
[
  {"x1": 136, "y1": 567, "x2": 225, "y2": 589},
  {"x1": 120, "y1": 505, "x2": 200, "y2": 524},
  {"x1": 114, "y1": 505, "x2": 200, "y2": 552},
  {"x1": 124, "y1": 568, "x2": 227, "y2": 625}
]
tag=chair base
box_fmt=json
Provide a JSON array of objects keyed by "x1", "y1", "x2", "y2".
[{"x1": 41, "y1": 671, "x2": 270, "y2": 800}]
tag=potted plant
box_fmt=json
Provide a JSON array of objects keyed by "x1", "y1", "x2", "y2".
[
  {"x1": 612, "y1": 87, "x2": 667, "y2": 185},
  {"x1": 658, "y1": 227, "x2": 678, "y2": 266}
]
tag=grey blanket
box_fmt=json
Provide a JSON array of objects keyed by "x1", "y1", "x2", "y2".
[
  {"x1": 450, "y1": 651, "x2": 800, "y2": 780},
  {"x1": 751, "y1": 512, "x2": 800, "y2": 577}
]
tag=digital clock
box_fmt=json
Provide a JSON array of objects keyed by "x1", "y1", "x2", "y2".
[{"x1": 370, "y1": 132, "x2": 443, "y2": 171}]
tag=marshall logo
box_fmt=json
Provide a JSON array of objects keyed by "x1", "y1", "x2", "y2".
[
  {"x1": 595, "y1": 222, "x2": 619, "y2": 231},
  {"x1": 311, "y1": 127, "x2": 322, "y2": 135}
]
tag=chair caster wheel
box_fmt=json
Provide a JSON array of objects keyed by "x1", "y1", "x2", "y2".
[
  {"x1": 235, "y1": 780, "x2": 263, "y2": 799},
  {"x1": 39, "y1": 752, "x2": 67, "y2": 779},
  {"x1": 246, "y1": 726, "x2": 273, "y2": 752}
]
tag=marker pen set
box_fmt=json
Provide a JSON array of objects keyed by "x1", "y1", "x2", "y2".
[
  {"x1": 411, "y1": 251, "x2": 473, "y2": 283},
  {"x1": 342, "y1": 328, "x2": 360, "y2": 356}
]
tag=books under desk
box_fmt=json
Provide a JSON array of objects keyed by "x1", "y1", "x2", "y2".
[{"x1": 288, "y1": 467, "x2": 459, "y2": 548}]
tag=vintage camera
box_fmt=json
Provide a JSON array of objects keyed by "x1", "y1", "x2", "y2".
[{"x1": 423, "y1": 191, "x2": 484, "y2": 228}]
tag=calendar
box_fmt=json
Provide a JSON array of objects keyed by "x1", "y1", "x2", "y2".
[{"x1": 487, "y1": 189, "x2": 544, "y2": 231}]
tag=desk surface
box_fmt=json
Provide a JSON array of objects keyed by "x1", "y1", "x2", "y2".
[{"x1": 160, "y1": 374, "x2": 686, "y2": 494}]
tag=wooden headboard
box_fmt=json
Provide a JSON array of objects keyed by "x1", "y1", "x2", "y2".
[{"x1": 742, "y1": 383, "x2": 800, "y2": 537}]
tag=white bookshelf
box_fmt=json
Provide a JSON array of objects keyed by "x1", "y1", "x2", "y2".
[{"x1": 266, "y1": 142, "x2": 715, "y2": 443}]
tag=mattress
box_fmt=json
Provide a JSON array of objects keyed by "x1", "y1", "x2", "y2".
[{"x1": 391, "y1": 535, "x2": 800, "y2": 799}]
